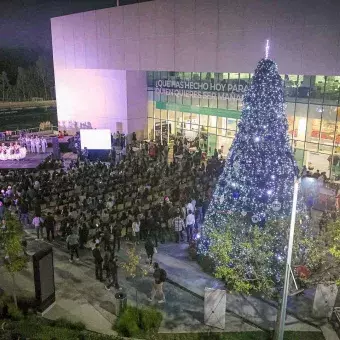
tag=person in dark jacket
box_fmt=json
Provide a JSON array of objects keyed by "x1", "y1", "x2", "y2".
[
  {"x1": 145, "y1": 238, "x2": 155, "y2": 265},
  {"x1": 44, "y1": 212, "x2": 56, "y2": 242},
  {"x1": 79, "y1": 223, "x2": 89, "y2": 249},
  {"x1": 92, "y1": 243, "x2": 103, "y2": 281},
  {"x1": 105, "y1": 255, "x2": 121, "y2": 291}
]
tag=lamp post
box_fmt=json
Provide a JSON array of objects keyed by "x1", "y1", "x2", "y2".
[{"x1": 275, "y1": 177, "x2": 300, "y2": 340}]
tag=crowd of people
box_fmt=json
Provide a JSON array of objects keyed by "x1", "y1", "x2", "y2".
[{"x1": 0, "y1": 135, "x2": 224, "y2": 301}]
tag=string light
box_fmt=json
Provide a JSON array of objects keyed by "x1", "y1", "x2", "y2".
[{"x1": 265, "y1": 39, "x2": 270, "y2": 59}]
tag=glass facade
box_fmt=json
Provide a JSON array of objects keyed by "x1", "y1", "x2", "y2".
[{"x1": 147, "y1": 71, "x2": 340, "y2": 178}]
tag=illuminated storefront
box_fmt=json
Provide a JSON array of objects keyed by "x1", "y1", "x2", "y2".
[{"x1": 147, "y1": 72, "x2": 340, "y2": 178}]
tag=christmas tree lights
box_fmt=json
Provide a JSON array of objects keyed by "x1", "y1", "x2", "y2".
[{"x1": 199, "y1": 58, "x2": 311, "y2": 294}]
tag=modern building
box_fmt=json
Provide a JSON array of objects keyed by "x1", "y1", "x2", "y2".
[{"x1": 51, "y1": 0, "x2": 340, "y2": 177}]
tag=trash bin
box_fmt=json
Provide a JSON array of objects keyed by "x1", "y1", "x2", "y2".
[{"x1": 114, "y1": 292, "x2": 127, "y2": 316}]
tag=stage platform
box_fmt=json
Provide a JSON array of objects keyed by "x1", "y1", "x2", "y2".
[{"x1": 0, "y1": 148, "x2": 52, "y2": 169}]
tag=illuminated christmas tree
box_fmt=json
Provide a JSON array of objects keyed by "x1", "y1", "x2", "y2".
[{"x1": 198, "y1": 58, "x2": 311, "y2": 294}]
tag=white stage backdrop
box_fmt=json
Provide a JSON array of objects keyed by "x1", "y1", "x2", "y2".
[{"x1": 80, "y1": 129, "x2": 111, "y2": 150}]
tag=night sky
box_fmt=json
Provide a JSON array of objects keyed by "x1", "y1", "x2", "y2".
[
  {"x1": 0, "y1": 0, "x2": 148, "y2": 81},
  {"x1": 0, "y1": 0, "x2": 123, "y2": 54}
]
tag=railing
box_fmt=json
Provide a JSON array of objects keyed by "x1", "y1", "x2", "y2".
[{"x1": 0, "y1": 125, "x2": 59, "y2": 141}]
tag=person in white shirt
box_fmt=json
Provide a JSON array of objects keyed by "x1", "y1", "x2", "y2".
[
  {"x1": 186, "y1": 201, "x2": 194, "y2": 215},
  {"x1": 41, "y1": 137, "x2": 47, "y2": 153},
  {"x1": 185, "y1": 210, "x2": 195, "y2": 243},
  {"x1": 132, "y1": 216, "x2": 140, "y2": 245},
  {"x1": 30, "y1": 137, "x2": 35, "y2": 153},
  {"x1": 35, "y1": 137, "x2": 41, "y2": 153},
  {"x1": 32, "y1": 215, "x2": 44, "y2": 240}
]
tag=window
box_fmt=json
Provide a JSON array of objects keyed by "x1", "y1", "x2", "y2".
[
  {"x1": 284, "y1": 75, "x2": 298, "y2": 101},
  {"x1": 320, "y1": 105, "x2": 336, "y2": 146},
  {"x1": 296, "y1": 75, "x2": 311, "y2": 104},
  {"x1": 217, "y1": 117, "x2": 227, "y2": 136},
  {"x1": 307, "y1": 104, "x2": 322, "y2": 143},
  {"x1": 310, "y1": 76, "x2": 325, "y2": 104},
  {"x1": 324, "y1": 76, "x2": 340, "y2": 105}
]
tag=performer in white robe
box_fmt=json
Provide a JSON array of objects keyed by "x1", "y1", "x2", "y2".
[
  {"x1": 25, "y1": 137, "x2": 30, "y2": 153},
  {"x1": 35, "y1": 137, "x2": 41, "y2": 153},
  {"x1": 30, "y1": 137, "x2": 35, "y2": 153},
  {"x1": 41, "y1": 137, "x2": 47, "y2": 153}
]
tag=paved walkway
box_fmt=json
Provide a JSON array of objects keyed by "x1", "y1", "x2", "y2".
[
  {"x1": 2, "y1": 228, "x2": 337, "y2": 338},
  {"x1": 3, "y1": 230, "x2": 263, "y2": 335}
]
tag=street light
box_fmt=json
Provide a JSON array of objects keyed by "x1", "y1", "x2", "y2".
[{"x1": 275, "y1": 177, "x2": 300, "y2": 340}]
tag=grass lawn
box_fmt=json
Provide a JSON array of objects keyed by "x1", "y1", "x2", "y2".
[
  {"x1": 156, "y1": 332, "x2": 324, "y2": 340},
  {"x1": 2, "y1": 317, "x2": 325, "y2": 340}
]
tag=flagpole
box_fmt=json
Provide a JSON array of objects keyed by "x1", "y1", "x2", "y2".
[{"x1": 275, "y1": 178, "x2": 300, "y2": 340}]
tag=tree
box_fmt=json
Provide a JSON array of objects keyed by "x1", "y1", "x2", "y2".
[
  {"x1": 0, "y1": 71, "x2": 9, "y2": 101},
  {"x1": 0, "y1": 213, "x2": 28, "y2": 307},
  {"x1": 36, "y1": 56, "x2": 50, "y2": 100},
  {"x1": 198, "y1": 58, "x2": 311, "y2": 295},
  {"x1": 16, "y1": 67, "x2": 27, "y2": 101}
]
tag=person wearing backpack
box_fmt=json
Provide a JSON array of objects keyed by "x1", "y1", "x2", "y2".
[{"x1": 148, "y1": 262, "x2": 166, "y2": 304}]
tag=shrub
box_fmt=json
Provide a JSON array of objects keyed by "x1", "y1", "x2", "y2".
[
  {"x1": 115, "y1": 306, "x2": 140, "y2": 338},
  {"x1": 140, "y1": 307, "x2": 163, "y2": 333},
  {"x1": 114, "y1": 306, "x2": 162, "y2": 338},
  {"x1": 51, "y1": 317, "x2": 86, "y2": 331},
  {"x1": 7, "y1": 303, "x2": 24, "y2": 320}
]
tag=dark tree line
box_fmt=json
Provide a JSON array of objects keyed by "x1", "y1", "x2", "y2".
[{"x1": 0, "y1": 56, "x2": 55, "y2": 102}]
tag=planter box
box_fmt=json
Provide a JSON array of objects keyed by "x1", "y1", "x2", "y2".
[{"x1": 312, "y1": 283, "x2": 338, "y2": 319}]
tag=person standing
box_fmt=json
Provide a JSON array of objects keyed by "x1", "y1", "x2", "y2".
[
  {"x1": 35, "y1": 136, "x2": 41, "y2": 153},
  {"x1": 78, "y1": 223, "x2": 89, "y2": 249},
  {"x1": 172, "y1": 212, "x2": 184, "y2": 243},
  {"x1": 41, "y1": 137, "x2": 47, "y2": 153},
  {"x1": 145, "y1": 238, "x2": 155, "y2": 265},
  {"x1": 32, "y1": 214, "x2": 44, "y2": 240},
  {"x1": 92, "y1": 243, "x2": 104, "y2": 281},
  {"x1": 185, "y1": 210, "x2": 195, "y2": 243},
  {"x1": 105, "y1": 255, "x2": 121, "y2": 291},
  {"x1": 113, "y1": 221, "x2": 122, "y2": 254},
  {"x1": 66, "y1": 230, "x2": 80, "y2": 263},
  {"x1": 132, "y1": 215, "x2": 140, "y2": 245},
  {"x1": 148, "y1": 262, "x2": 166, "y2": 304},
  {"x1": 45, "y1": 212, "x2": 56, "y2": 242},
  {"x1": 30, "y1": 137, "x2": 35, "y2": 153}
]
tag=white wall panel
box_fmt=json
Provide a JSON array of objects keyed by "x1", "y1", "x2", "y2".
[
  {"x1": 243, "y1": 0, "x2": 274, "y2": 30},
  {"x1": 217, "y1": 30, "x2": 245, "y2": 72},
  {"x1": 63, "y1": 17, "x2": 75, "y2": 69},
  {"x1": 301, "y1": 26, "x2": 340, "y2": 76},
  {"x1": 52, "y1": 0, "x2": 340, "y2": 78},
  {"x1": 156, "y1": 35, "x2": 175, "y2": 71},
  {"x1": 174, "y1": 0, "x2": 195, "y2": 35},
  {"x1": 175, "y1": 33, "x2": 196, "y2": 71},
  {"x1": 218, "y1": 0, "x2": 246, "y2": 32},
  {"x1": 125, "y1": 38, "x2": 140, "y2": 70},
  {"x1": 108, "y1": 7, "x2": 124, "y2": 38},
  {"x1": 155, "y1": 0, "x2": 175, "y2": 36},
  {"x1": 109, "y1": 39, "x2": 125, "y2": 69},
  {"x1": 51, "y1": 19, "x2": 66, "y2": 70},
  {"x1": 195, "y1": 32, "x2": 218, "y2": 72},
  {"x1": 140, "y1": 37, "x2": 156, "y2": 70},
  {"x1": 271, "y1": 26, "x2": 303, "y2": 75},
  {"x1": 123, "y1": 4, "x2": 140, "y2": 40},
  {"x1": 73, "y1": 13, "x2": 86, "y2": 69},
  {"x1": 195, "y1": 0, "x2": 218, "y2": 34},
  {"x1": 96, "y1": 9, "x2": 111, "y2": 69},
  {"x1": 83, "y1": 11, "x2": 98, "y2": 69},
  {"x1": 139, "y1": 1, "x2": 156, "y2": 37}
]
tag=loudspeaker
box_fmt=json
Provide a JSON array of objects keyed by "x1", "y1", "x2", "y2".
[{"x1": 33, "y1": 247, "x2": 56, "y2": 314}]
